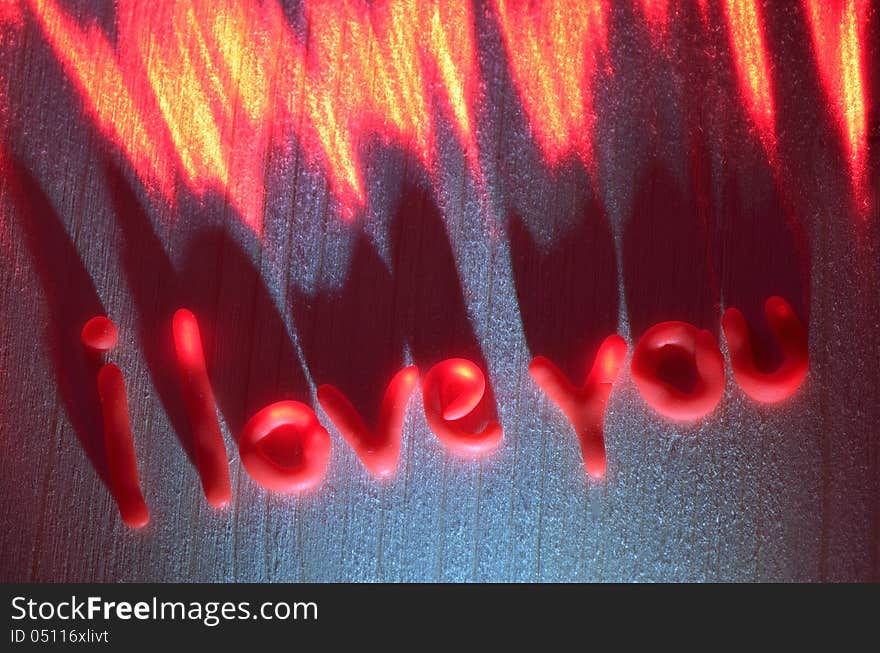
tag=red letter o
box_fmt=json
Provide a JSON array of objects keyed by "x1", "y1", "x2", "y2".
[{"x1": 631, "y1": 321, "x2": 725, "y2": 421}]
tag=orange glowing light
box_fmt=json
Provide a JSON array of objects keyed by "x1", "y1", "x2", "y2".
[
  {"x1": 803, "y1": 0, "x2": 869, "y2": 201},
  {"x1": 26, "y1": 0, "x2": 483, "y2": 231},
  {"x1": 721, "y1": 0, "x2": 776, "y2": 156},
  {"x1": 640, "y1": 0, "x2": 670, "y2": 42},
  {"x1": 294, "y1": 0, "x2": 482, "y2": 212},
  {"x1": 28, "y1": 0, "x2": 177, "y2": 206},
  {"x1": 493, "y1": 0, "x2": 609, "y2": 170}
]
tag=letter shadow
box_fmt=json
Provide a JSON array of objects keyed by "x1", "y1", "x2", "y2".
[
  {"x1": 103, "y1": 160, "x2": 308, "y2": 456},
  {"x1": 5, "y1": 154, "x2": 108, "y2": 483},
  {"x1": 508, "y1": 191, "x2": 619, "y2": 383}
]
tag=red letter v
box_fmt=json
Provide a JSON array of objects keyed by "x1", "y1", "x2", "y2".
[{"x1": 317, "y1": 367, "x2": 419, "y2": 478}]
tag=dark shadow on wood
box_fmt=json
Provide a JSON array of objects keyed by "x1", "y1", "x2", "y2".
[
  {"x1": 103, "y1": 160, "x2": 194, "y2": 459},
  {"x1": 391, "y1": 181, "x2": 498, "y2": 432},
  {"x1": 182, "y1": 227, "x2": 309, "y2": 437},
  {"x1": 291, "y1": 231, "x2": 403, "y2": 428},
  {"x1": 508, "y1": 191, "x2": 619, "y2": 383},
  {"x1": 717, "y1": 163, "x2": 810, "y2": 373},
  {"x1": 623, "y1": 155, "x2": 718, "y2": 340},
  {"x1": 5, "y1": 154, "x2": 109, "y2": 485}
]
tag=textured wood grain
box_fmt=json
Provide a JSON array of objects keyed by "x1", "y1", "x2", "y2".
[{"x1": 0, "y1": 1, "x2": 878, "y2": 582}]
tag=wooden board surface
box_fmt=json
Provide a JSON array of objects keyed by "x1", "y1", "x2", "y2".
[{"x1": 1, "y1": 1, "x2": 878, "y2": 582}]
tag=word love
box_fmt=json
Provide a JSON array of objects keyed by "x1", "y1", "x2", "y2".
[{"x1": 81, "y1": 297, "x2": 807, "y2": 529}]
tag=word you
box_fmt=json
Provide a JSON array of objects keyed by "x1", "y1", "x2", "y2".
[{"x1": 79, "y1": 296, "x2": 807, "y2": 528}]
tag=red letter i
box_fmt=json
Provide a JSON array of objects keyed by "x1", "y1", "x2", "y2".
[{"x1": 82, "y1": 316, "x2": 150, "y2": 528}]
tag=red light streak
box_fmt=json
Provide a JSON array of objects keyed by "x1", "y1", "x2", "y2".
[
  {"x1": 493, "y1": 0, "x2": 609, "y2": 171},
  {"x1": 26, "y1": 0, "x2": 482, "y2": 230},
  {"x1": 803, "y1": 0, "x2": 869, "y2": 203},
  {"x1": 640, "y1": 0, "x2": 670, "y2": 42},
  {"x1": 16, "y1": 0, "x2": 873, "y2": 221},
  {"x1": 0, "y1": 2, "x2": 20, "y2": 27},
  {"x1": 721, "y1": 0, "x2": 776, "y2": 157},
  {"x1": 28, "y1": 0, "x2": 177, "y2": 209},
  {"x1": 697, "y1": 0, "x2": 710, "y2": 22}
]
